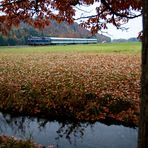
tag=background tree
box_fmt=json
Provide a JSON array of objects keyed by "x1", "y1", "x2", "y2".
[{"x1": 0, "y1": 0, "x2": 146, "y2": 147}]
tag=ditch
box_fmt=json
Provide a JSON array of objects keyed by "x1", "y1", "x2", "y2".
[{"x1": 0, "y1": 112, "x2": 138, "y2": 148}]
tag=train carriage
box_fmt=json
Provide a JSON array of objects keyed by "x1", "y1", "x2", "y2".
[
  {"x1": 27, "y1": 37, "x2": 51, "y2": 45},
  {"x1": 27, "y1": 37, "x2": 98, "y2": 45}
]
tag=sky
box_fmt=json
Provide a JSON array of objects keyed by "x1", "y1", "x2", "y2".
[
  {"x1": 75, "y1": 3, "x2": 143, "y2": 40},
  {"x1": 104, "y1": 17, "x2": 142, "y2": 40}
]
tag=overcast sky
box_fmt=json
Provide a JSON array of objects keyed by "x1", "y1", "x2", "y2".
[
  {"x1": 75, "y1": 3, "x2": 142, "y2": 40},
  {"x1": 105, "y1": 17, "x2": 142, "y2": 40}
]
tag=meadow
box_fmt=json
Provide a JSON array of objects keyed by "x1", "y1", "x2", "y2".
[{"x1": 0, "y1": 42, "x2": 141, "y2": 126}]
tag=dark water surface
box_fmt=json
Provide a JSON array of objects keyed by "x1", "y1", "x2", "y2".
[{"x1": 0, "y1": 113, "x2": 138, "y2": 148}]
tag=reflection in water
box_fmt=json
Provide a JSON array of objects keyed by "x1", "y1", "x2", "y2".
[{"x1": 0, "y1": 113, "x2": 138, "y2": 148}]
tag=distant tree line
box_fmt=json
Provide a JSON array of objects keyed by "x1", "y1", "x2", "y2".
[
  {"x1": 112, "y1": 37, "x2": 140, "y2": 43},
  {"x1": 0, "y1": 22, "x2": 111, "y2": 46},
  {"x1": 0, "y1": 24, "x2": 42, "y2": 46}
]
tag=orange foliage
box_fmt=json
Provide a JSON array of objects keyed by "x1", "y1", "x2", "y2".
[{"x1": 0, "y1": 0, "x2": 142, "y2": 34}]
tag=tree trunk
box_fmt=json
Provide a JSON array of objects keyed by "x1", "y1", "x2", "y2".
[{"x1": 138, "y1": 0, "x2": 148, "y2": 147}]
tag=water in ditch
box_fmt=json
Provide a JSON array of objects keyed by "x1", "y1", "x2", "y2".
[{"x1": 0, "y1": 112, "x2": 138, "y2": 148}]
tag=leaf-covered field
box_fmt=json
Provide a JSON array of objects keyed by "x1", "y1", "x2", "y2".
[{"x1": 0, "y1": 43, "x2": 141, "y2": 126}]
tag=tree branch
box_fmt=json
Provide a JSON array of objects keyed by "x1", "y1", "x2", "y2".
[
  {"x1": 74, "y1": 7, "x2": 107, "y2": 20},
  {"x1": 101, "y1": 0, "x2": 142, "y2": 19},
  {"x1": 74, "y1": 14, "x2": 97, "y2": 20},
  {"x1": 75, "y1": 6, "x2": 93, "y2": 13},
  {"x1": 35, "y1": 0, "x2": 39, "y2": 11},
  {"x1": 0, "y1": 0, "x2": 24, "y2": 7}
]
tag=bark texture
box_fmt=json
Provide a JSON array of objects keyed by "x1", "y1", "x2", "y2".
[{"x1": 138, "y1": 0, "x2": 148, "y2": 147}]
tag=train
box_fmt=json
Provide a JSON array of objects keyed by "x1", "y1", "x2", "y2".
[{"x1": 27, "y1": 36, "x2": 98, "y2": 45}]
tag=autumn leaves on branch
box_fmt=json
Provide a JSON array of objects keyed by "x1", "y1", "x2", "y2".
[{"x1": 0, "y1": 0, "x2": 143, "y2": 34}]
